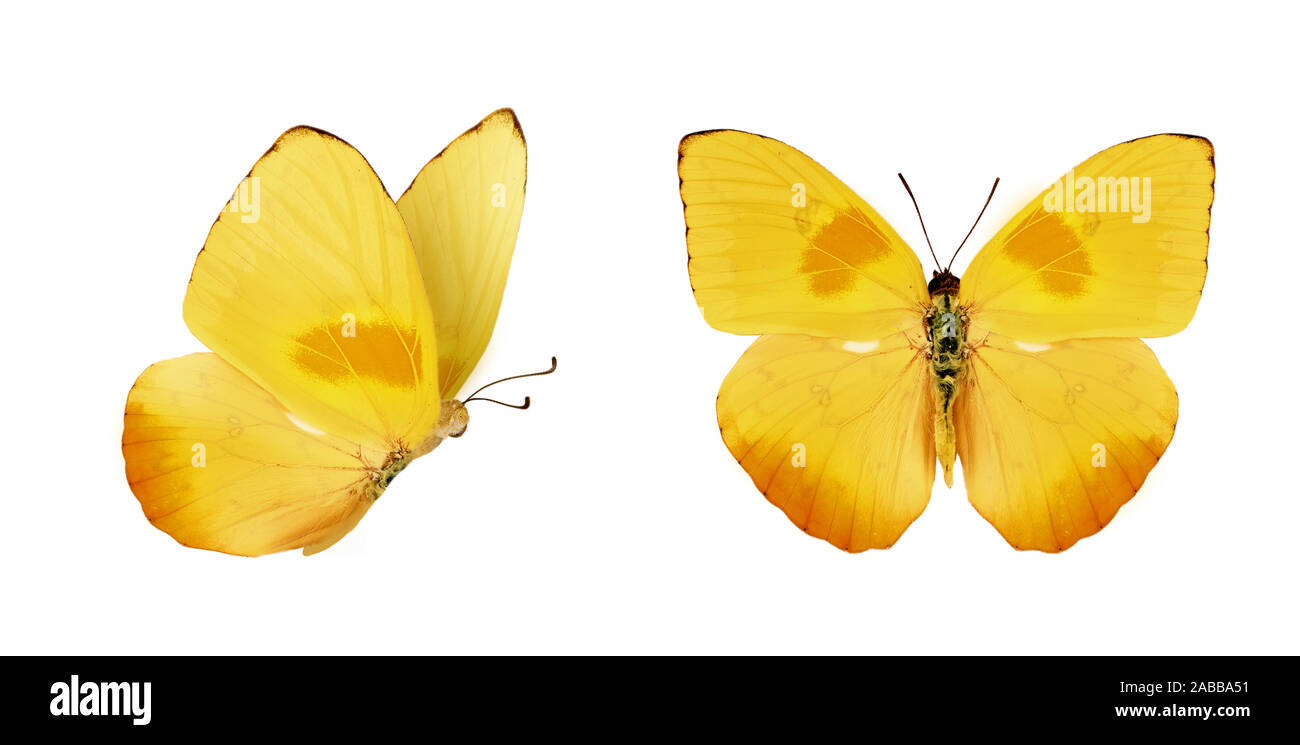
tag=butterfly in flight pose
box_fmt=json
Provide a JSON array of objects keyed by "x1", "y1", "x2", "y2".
[{"x1": 123, "y1": 109, "x2": 553, "y2": 556}]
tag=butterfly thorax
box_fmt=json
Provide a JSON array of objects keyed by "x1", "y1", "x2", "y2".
[
  {"x1": 926, "y1": 271, "x2": 967, "y2": 488},
  {"x1": 373, "y1": 448, "x2": 414, "y2": 491},
  {"x1": 366, "y1": 400, "x2": 469, "y2": 501}
]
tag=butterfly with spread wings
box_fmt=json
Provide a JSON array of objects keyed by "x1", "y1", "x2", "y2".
[
  {"x1": 123, "y1": 109, "x2": 554, "y2": 556},
  {"x1": 679, "y1": 130, "x2": 1213, "y2": 552}
]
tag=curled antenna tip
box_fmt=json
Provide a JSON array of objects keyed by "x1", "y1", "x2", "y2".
[{"x1": 464, "y1": 395, "x2": 531, "y2": 410}]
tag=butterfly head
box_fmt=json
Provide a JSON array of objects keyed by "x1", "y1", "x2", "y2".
[
  {"x1": 927, "y1": 270, "x2": 961, "y2": 296},
  {"x1": 440, "y1": 399, "x2": 470, "y2": 438}
]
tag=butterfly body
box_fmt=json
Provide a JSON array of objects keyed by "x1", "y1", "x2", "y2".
[{"x1": 925, "y1": 275, "x2": 967, "y2": 488}]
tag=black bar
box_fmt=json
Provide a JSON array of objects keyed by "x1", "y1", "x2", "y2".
[{"x1": 3, "y1": 656, "x2": 1285, "y2": 734}]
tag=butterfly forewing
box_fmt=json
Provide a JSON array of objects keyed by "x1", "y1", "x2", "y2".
[
  {"x1": 183, "y1": 126, "x2": 442, "y2": 452},
  {"x1": 397, "y1": 108, "x2": 527, "y2": 399},
  {"x1": 959, "y1": 134, "x2": 1214, "y2": 342},
  {"x1": 680, "y1": 129, "x2": 930, "y2": 340}
]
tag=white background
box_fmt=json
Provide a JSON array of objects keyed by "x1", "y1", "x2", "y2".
[{"x1": 2, "y1": 1, "x2": 1295, "y2": 655}]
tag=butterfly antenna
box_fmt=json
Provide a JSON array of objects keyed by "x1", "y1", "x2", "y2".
[
  {"x1": 898, "y1": 173, "x2": 941, "y2": 270},
  {"x1": 464, "y1": 396, "x2": 531, "y2": 410},
  {"x1": 462, "y1": 356, "x2": 558, "y2": 409},
  {"x1": 946, "y1": 177, "x2": 1000, "y2": 272}
]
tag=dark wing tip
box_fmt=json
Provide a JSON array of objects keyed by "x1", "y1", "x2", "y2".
[{"x1": 482, "y1": 107, "x2": 525, "y2": 146}]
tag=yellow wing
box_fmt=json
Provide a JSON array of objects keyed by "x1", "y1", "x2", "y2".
[
  {"x1": 716, "y1": 332, "x2": 935, "y2": 551},
  {"x1": 954, "y1": 331, "x2": 1178, "y2": 552},
  {"x1": 680, "y1": 130, "x2": 929, "y2": 340},
  {"x1": 960, "y1": 134, "x2": 1214, "y2": 341},
  {"x1": 397, "y1": 108, "x2": 526, "y2": 398},
  {"x1": 183, "y1": 126, "x2": 440, "y2": 452},
  {"x1": 122, "y1": 353, "x2": 386, "y2": 556}
]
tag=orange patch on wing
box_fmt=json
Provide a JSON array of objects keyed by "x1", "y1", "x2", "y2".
[
  {"x1": 1001, "y1": 210, "x2": 1093, "y2": 298},
  {"x1": 800, "y1": 210, "x2": 891, "y2": 297},
  {"x1": 291, "y1": 323, "x2": 425, "y2": 386}
]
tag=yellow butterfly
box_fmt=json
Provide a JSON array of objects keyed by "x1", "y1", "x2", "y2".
[
  {"x1": 679, "y1": 130, "x2": 1213, "y2": 552},
  {"x1": 122, "y1": 109, "x2": 553, "y2": 556}
]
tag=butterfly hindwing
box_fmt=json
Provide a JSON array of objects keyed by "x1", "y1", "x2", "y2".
[
  {"x1": 183, "y1": 126, "x2": 442, "y2": 452},
  {"x1": 959, "y1": 134, "x2": 1214, "y2": 342},
  {"x1": 122, "y1": 353, "x2": 384, "y2": 556},
  {"x1": 954, "y1": 331, "x2": 1179, "y2": 552},
  {"x1": 716, "y1": 332, "x2": 936, "y2": 551},
  {"x1": 397, "y1": 108, "x2": 527, "y2": 399},
  {"x1": 680, "y1": 130, "x2": 930, "y2": 340}
]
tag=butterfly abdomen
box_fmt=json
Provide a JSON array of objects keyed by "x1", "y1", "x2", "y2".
[{"x1": 927, "y1": 286, "x2": 966, "y2": 488}]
